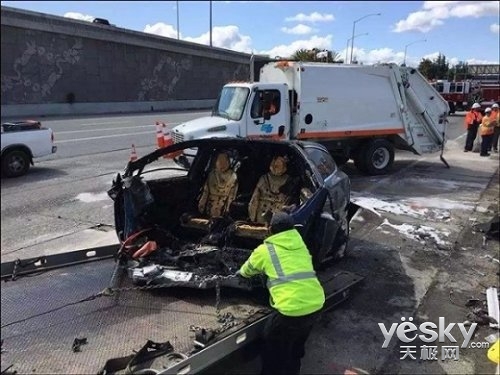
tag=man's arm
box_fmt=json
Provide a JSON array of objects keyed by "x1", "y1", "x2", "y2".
[{"x1": 239, "y1": 246, "x2": 265, "y2": 278}]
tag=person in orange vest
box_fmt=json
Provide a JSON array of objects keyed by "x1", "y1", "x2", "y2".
[
  {"x1": 479, "y1": 107, "x2": 494, "y2": 157},
  {"x1": 464, "y1": 103, "x2": 483, "y2": 152},
  {"x1": 490, "y1": 103, "x2": 499, "y2": 153}
]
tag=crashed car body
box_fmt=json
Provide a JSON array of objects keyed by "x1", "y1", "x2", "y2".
[{"x1": 109, "y1": 138, "x2": 354, "y2": 290}]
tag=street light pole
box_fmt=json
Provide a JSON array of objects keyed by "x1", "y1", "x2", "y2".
[
  {"x1": 403, "y1": 39, "x2": 427, "y2": 66},
  {"x1": 346, "y1": 32, "x2": 369, "y2": 64},
  {"x1": 350, "y1": 12, "x2": 381, "y2": 64},
  {"x1": 209, "y1": 0, "x2": 213, "y2": 47},
  {"x1": 176, "y1": 0, "x2": 180, "y2": 40}
]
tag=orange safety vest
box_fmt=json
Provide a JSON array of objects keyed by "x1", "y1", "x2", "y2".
[
  {"x1": 464, "y1": 110, "x2": 483, "y2": 129},
  {"x1": 490, "y1": 109, "x2": 500, "y2": 128},
  {"x1": 480, "y1": 116, "x2": 494, "y2": 136}
]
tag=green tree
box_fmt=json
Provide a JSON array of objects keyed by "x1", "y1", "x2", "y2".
[
  {"x1": 435, "y1": 53, "x2": 449, "y2": 79},
  {"x1": 291, "y1": 48, "x2": 313, "y2": 61},
  {"x1": 447, "y1": 61, "x2": 473, "y2": 81},
  {"x1": 418, "y1": 58, "x2": 434, "y2": 79},
  {"x1": 417, "y1": 54, "x2": 450, "y2": 80}
]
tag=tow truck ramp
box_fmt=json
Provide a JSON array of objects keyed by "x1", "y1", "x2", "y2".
[{"x1": 1, "y1": 246, "x2": 363, "y2": 374}]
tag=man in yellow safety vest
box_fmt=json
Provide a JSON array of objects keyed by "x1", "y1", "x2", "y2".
[
  {"x1": 237, "y1": 211, "x2": 325, "y2": 375},
  {"x1": 480, "y1": 107, "x2": 494, "y2": 157},
  {"x1": 490, "y1": 103, "x2": 499, "y2": 153}
]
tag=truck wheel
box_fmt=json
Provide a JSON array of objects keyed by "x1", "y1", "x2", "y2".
[
  {"x1": 361, "y1": 139, "x2": 394, "y2": 175},
  {"x1": 2, "y1": 149, "x2": 30, "y2": 177}
]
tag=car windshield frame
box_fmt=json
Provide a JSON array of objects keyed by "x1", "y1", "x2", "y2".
[{"x1": 212, "y1": 86, "x2": 250, "y2": 121}]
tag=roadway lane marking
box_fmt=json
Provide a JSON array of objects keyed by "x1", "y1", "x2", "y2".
[
  {"x1": 77, "y1": 120, "x2": 132, "y2": 126},
  {"x1": 57, "y1": 124, "x2": 156, "y2": 134},
  {"x1": 55, "y1": 131, "x2": 154, "y2": 143}
]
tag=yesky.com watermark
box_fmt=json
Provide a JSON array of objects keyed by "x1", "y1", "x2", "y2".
[{"x1": 379, "y1": 317, "x2": 491, "y2": 361}]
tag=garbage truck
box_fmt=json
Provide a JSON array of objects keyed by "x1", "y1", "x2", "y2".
[{"x1": 171, "y1": 61, "x2": 449, "y2": 175}]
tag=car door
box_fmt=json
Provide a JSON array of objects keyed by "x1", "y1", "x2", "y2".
[
  {"x1": 246, "y1": 87, "x2": 289, "y2": 140},
  {"x1": 302, "y1": 144, "x2": 350, "y2": 263}
]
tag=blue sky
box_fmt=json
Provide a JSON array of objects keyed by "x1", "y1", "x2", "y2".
[{"x1": 2, "y1": 1, "x2": 499, "y2": 66}]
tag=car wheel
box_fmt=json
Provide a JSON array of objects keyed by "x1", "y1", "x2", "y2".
[
  {"x1": 361, "y1": 139, "x2": 394, "y2": 175},
  {"x1": 2, "y1": 149, "x2": 30, "y2": 177}
]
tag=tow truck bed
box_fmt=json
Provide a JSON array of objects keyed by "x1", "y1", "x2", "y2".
[{"x1": 1, "y1": 249, "x2": 363, "y2": 374}]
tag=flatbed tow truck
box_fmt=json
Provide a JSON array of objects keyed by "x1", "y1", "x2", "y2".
[{"x1": 1, "y1": 245, "x2": 363, "y2": 374}]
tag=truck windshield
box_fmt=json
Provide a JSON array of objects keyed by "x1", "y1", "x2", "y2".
[{"x1": 213, "y1": 86, "x2": 249, "y2": 121}]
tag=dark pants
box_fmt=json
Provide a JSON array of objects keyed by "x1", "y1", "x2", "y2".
[
  {"x1": 465, "y1": 124, "x2": 479, "y2": 151},
  {"x1": 260, "y1": 311, "x2": 318, "y2": 375},
  {"x1": 492, "y1": 127, "x2": 500, "y2": 151},
  {"x1": 481, "y1": 134, "x2": 493, "y2": 156}
]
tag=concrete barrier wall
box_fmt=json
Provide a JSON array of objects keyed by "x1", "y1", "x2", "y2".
[{"x1": 1, "y1": 6, "x2": 264, "y2": 118}]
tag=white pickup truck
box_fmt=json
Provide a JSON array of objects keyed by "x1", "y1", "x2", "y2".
[{"x1": 1, "y1": 120, "x2": 57, "y2": 177}]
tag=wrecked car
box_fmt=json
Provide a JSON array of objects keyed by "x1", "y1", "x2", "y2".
[{"x1": 108, "y1": 138, "x2": 354, "y2": 290}]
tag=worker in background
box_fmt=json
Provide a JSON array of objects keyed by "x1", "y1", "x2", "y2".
[
  {"x1": 464, "y1": 103, "x2": 483, "y2": 152},
  {"x1": 490, "y1": 103, "x2": 499, "y2": 153},
  {"x1": 237, "y1": 211, "x2": 325, "y2": 375},
  {"x1": 479, "y1": 107, "x2": 494, "y2": 157}
]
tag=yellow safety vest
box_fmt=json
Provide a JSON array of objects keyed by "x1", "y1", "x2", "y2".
[
  {"x1": 480, "y1": 116, "x2": 494, "y2": 136},
  {"x1": 239, "y1": 229, "x2": 325, "y2": 316}
]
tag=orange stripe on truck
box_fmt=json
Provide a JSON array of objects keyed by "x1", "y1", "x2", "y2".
[
  {"x1": 296, "y1": 128, "x2": 405, "y2": 139},
  {"x1": 247, "y1": 134, "x2": 286, "y2": 140}
]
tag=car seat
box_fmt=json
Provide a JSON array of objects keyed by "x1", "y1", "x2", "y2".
[
  {"x1": 232, "y1": 155, "x2": 294, "y2": 240},
  {"x1": 181, "y1": 152, "x2": 238, "y2": 231}
]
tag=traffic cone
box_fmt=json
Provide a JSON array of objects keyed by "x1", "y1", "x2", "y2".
[
  {"x1": 130, "y1": 144, "x2": 138, "y2": 162},
  {"x1": 162, "y1": 123, "x2": 173, "y2": 148},
  {"x1": 162, "y1": 123, "x2": 177, "y2": 159},
  {"x1": 155, "y1": 121, "x2": 165, "y2": 149}
]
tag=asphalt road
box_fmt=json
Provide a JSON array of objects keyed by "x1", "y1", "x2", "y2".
[{"x1": 1, "y1": 110, "x2": 499, "y2": 374}]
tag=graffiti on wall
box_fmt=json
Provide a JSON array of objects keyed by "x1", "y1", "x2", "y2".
[
  {"x1": 137, "y1": 55, "x2": 193, "y2": 101},
  {"x1": 1, "y1": 39, "x2": 83, "y2": 99}
]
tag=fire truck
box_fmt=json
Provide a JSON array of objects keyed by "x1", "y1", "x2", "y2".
[{"x1": 431, "y1": 80, "x2": 500, "y2": 114}]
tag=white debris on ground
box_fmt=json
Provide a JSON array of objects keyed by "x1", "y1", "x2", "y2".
[
  {"x1": 380, "y1": 218, "x2": 451, "y2": 249},
  {"x1": 349, "y1": 193, "x2": 458, "y2": 249},
  {"x1": 350, "y1": 194, "x2": 474, "y2": 221},
  {"x1": 75, "y1": 192, "x2": 110, "y2": 203}
]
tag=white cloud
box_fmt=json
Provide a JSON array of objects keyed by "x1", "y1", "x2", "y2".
[
  {"x1": 285, "y1": 12, "x2": 334, "y2": 23},
  {"x1": 259, "y1": 35, "x2": 333, "y2": 59},
  {"x1": 341, "y1": 47, "x2": 406, "y2": 65},
  {"x1": 394, "y1": 1, "x2": 499, "y2": 32},
  {"x1": 336, "y1": 47, "x2": 500, "y2": 67},
  {"x1": 184, "y1": 25, "x2": 252, "y2": 53},
  {"x1": 144, "y1": 22, "x2": 179, "y2": 39},
  {"x1": 144, "y1": 23, "x2": 252, "y2": 52},
  {"x1": 491, "y1": 23, "x2": 500, "y2": 34},
  {"x1": 64, "y1": 12, "x2": 94, "y2": 22},
  {"x1": 281, "y1": 24, "x2": 315, "y2": 35},
  {"x1": 464, "y1": 57, "x2": 500, "y2": 64},
  {"x1": 397, "y1": 51, "x2": 498, "y2": 66}
]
